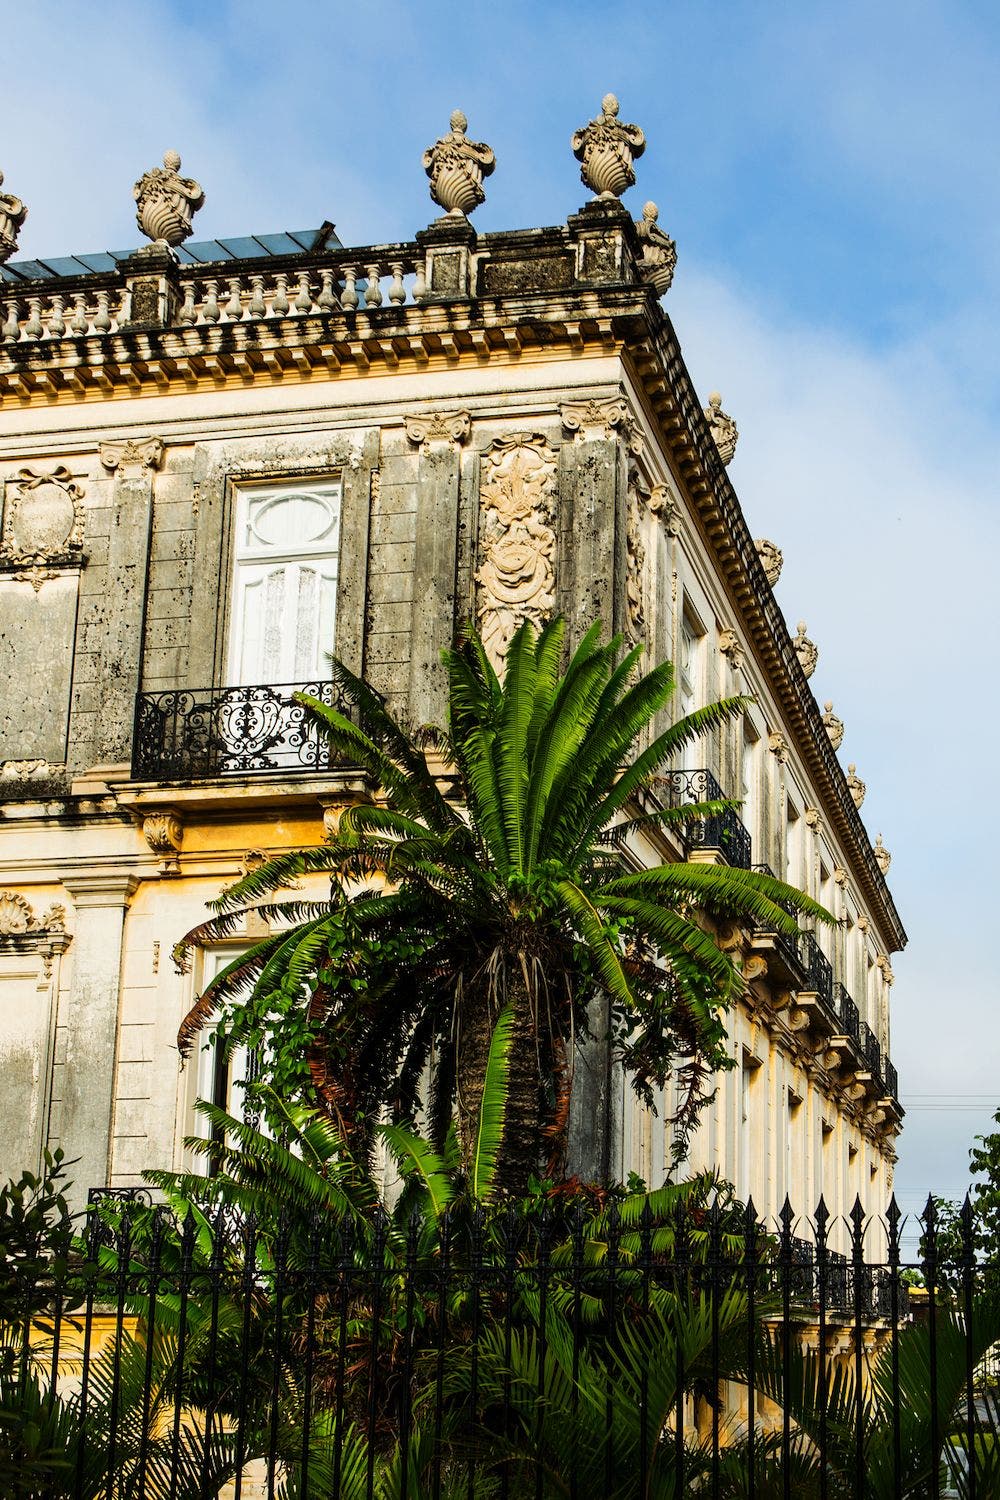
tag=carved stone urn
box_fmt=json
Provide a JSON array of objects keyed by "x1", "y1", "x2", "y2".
[
  {"x1": 704, "y1": 392, "x2": 738, "y2": 465},
  {"x1": 635, "y1": 201, "x2": 676, "y2": 294},
  {"x1": 572, "y1": 94, "x2": 646, "y2": 199},
  {"x1": 822, "y1": 701, "x2": 844, "y2": 751},
  {"x1": 793, "y1": 621, "x2": 818, "y2": 678},
  {"x1": 755, "y1": 538, "x2": 783, "y2": 588},
  {"x1": 133, "y1": 151, "x2": 205, "y2": 246},
  {"x1": 422, "y1": 110, "x2": 496, "y2": 218}
]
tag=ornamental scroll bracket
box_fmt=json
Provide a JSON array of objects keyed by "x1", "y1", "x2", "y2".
[
  {"x1": 0, "y1": 467, "x2": 87, "y2": 590},
  {"x1": 475, "y1": 434, "x2": 558, "y2": 674},
  {"x1": 560, "y1": 397, "x2": 643, "y2": 454},
  {"x1": 0, "y1": 889, "x2": 70, "y2": 979}
]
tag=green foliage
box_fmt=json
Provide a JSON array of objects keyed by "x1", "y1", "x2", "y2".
[{"x1": 176, "y1": 617, "x2": 827, "y2": 1188}]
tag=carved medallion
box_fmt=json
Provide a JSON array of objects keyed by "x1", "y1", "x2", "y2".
[
  {"x1": 476, "y1": 435, "x2": 557, "y2": 673},
  {"x1": 1, "y1": 467, "x2": 85, "y2": 574}
]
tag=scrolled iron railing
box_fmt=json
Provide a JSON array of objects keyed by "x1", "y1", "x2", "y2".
[
  {"x1": 798, "y1": 931, "x2": 834, "y2": 1006},
  {"x1": 660, "y1": 767, "x2": 752, "y2": 869},
  {"x1": 131, "y1": 679, "x2": 343, "y2": 781},
  {"x1": 833, "y1": 981, "x2": 861, "y2": 1042}
]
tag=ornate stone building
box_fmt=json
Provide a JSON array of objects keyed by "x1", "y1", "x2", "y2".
[{"x1": 0, "y1": 110, "x2": 904, "y2": 1236}]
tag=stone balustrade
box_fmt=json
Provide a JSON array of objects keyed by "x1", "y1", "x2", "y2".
[
  {"x1": 1, "y1": 246, "x2": 428, "y2": 344},
  {"x1": 2, "y1": 287, "x2": 123, "y2": 342}
]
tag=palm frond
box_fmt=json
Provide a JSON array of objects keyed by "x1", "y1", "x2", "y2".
[{"x1": 471, "y1": 1004, "x2": 514, "y2": 1201}]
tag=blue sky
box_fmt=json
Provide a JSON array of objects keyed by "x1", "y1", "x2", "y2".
[{"x1": 6, "y1": 0, "x2": 999, "y2": 1245}]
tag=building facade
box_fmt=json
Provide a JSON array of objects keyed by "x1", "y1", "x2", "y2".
[{"x1": 0, "y1": 111, "x2": 905, "y2": 1233}]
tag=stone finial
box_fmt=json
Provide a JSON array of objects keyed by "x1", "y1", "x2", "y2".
[
  {"x1": 846, "y1": 763, "x2": 866, "y2": 809},
  {"x1": 422, "y1": 110, "x2": 496, "y2": 218},
  {"x1": 635, "y1": 201, "x2": 676, "y2": 294},
  {"x1": 572, "y1": 93, "x2": 646, "y2": 200},
  {"x1": 755, "y1": 537, "x2": 783, "y2": 588},
  {"x1": 822, "y1": 701, "x2": 844, "y2": 751},
  {"x1": 873, "y1": 833, "x2": 891, "y2": 876},
  {"x1": 0, "y1": 170, "x2": 27, "y2": 263},
  {"x1": 704, "y1": 392, "x2": 738, "y2": 465},
  {"x1": 133, "y1": 150, "x2": 205, "y2": 246},
  {"x1": 793, "y1": 620, "x2": 818, "y2": 678}
]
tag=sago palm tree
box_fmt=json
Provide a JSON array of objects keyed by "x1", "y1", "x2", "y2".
[{"x1": 177, "y1": 617, "x2": 826, "y2": 1193}]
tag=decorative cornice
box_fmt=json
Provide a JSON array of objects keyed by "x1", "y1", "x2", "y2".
[
  {"x1": 99, "y1": 436, "x2": 164, "y2": 476},
  {"x1": 403, "y1": 409, "x2": 471, "y2": 450}
]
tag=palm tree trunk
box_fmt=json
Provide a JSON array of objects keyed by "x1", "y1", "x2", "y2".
[{"x1": 456, "y1": 958, "x2": 544, "y2": 1197}]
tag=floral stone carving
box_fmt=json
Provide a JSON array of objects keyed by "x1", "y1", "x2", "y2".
[
  {"x1": 1, "y1": 467, "x2": 86, "y2": 587},
  {"x1": 133, "y1": 151, "x2": 205, "y2": 246},
  {"x1": 625, "y1": 477, "x2": 646, "y2": 641},
  {"x1": 635, "y1": 202, "x2": 676, "y2": 294},
  {"x1": 572, "y1": 94, "x2": 645, "y2": 199},
  {"x1": 846, "y1": 763, "x2": 866, "y2": 809},
  {"x1": 0, "y1": 170, "x2": 27, "y2": 263},
  {"x1": 755, "y1": 538, "x2": 783, "y2": 588},
  {"x1": 422, "y1": 111, "x2": 495, "y2": 218},
  {"x1": 0, "y1": 889, "x2": 65, "y2": 936},
  {"x1": 704, "y1": 392, "x2": 738, "y2": 465},
  {"x1": 476, "y1": 435, "x2": 557, "y2": 673},
  {"x1": 822, "y1": 701, "x2": 844, "y2": 751},
  {"x1": 793, "y1": 621, "x2": 818, "y2": 678}
]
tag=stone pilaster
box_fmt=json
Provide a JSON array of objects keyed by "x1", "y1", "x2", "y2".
[
  {"x1": 557, "y1": 402, "x2": 627, "y2": 645},
  {"x1": 91, "y1": 437, "x2": 163, "y2": 765},
  {"x1": 57, "y1": 871, "x2": 138, "y2": 1210},
  {"x1": 404, "y1": 411, "x2": 471, "y2": 725}
]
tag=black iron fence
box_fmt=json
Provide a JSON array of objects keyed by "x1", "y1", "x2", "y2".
[
  {"x1": 3, "y1": 1192, "x2": 997, "y2": 1498},
  {"x1": 131, "y1": 680, "x2": 343, "y2": 781}
]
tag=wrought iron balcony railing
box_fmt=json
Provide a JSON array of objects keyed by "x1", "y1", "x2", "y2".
[
  {"x1": 798, "y1": 931, "x2": 834, "y2": 1006},
  {"x1": 749, "y1": 862, "x2": 804, "y2": 974},
  {"x1": 661, "y1": 768, "x2": 752, "y2": 869},
  {"x1": 859, "y1": 1021, "x2": 884, "y2": 1090},
  {"x1": 882, "y1": 1057, "x2": 899, "y2": 1101},
  {"x1": 132, "y1": 681, "x2": 342, "y2": 781},
  {"x1": 833, "y1": 982, "x2": 861, "y2": 1042}
]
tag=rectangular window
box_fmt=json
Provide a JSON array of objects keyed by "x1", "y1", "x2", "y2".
[
  {"x1": 678, "y1": 608, "x2": 703, "y2": 721},
  {"x1": 228, "y1": 481, "x2": 342, "y2": 686},
  {"x1": 186, "y1": 949, "x2": 258, "y2": 1174}
]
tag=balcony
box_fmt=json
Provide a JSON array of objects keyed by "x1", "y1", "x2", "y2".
[
  {"x1": 131, "y1": 681, "x2": 342, "y2": 782},
  {"x1": 748, "y1": 861, "x2": 806, "y2": 986},
  {"x1": 661, "y1": 768, "x2": 752, "y2": 869}
]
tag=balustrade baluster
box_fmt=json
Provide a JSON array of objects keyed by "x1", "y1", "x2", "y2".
[
  {"x1": 412, "y1": 260, "x2": 427, "y2": 302},
  {"x1": 340, "y1": 265, "x2": 359, "y2": 311},
  {"x1": 272, "y1": 272, "x2": 290, "y2": 316},
  {"x1": 2, "y1": 299, "x2": 20, "y2": 341},
  {"x1": 364, "y1": 261, "x2": 383, "y2": 307},
  {"x1": 93, "y1": 291, "x2": 112, "y2": 333},
  {"x1": 202, "y1": 279, "x2": 221, "y2": 323},
  {"x1": 48, "y1": 295, "x2": 65, "y2": 338},
  {"x1": 70, "y1": 293, "x2": 88, "y2": 335},
  {"x1": 24, "y1": 297, "x2": 43, "y2": 339},
  {"x1": 176, "y1": 282, "x2": 197, "y2": 325},
  {"x1": 224, "y1": 277, "x2": 243, "y2": 320},
  {"x1": 249, "y1": 274, "x2": 266, "y2": 319},
  {"x1": 388, "y1": 261, "x2": 406, "y2": 305},
  {"x1": 294, "y1": 271, "x2": 313, "y2": 313},
  {"x1": 316, "y1": 268, "x2": 337, "y2": 312}
]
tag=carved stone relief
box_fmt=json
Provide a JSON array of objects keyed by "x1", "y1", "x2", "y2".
[
  {"x1": 768, "y1": 730, "x2": 789, "y2": 764},
  {"x1": 704, "y1": 392, "x2": 738, "y2": 465},
  {"x1": 793, "y1": 621, "x2": 818, "y2": 678},
  {"x1": 0, "y1": 169, "x2": 27, "y2": 263},
  {"x1": 572, "y1": 94, "x2": 645, "y2": 200},
  {"x1": 719, "y1": 627, "x2": 744, "y2": 671},
  {"x1": 99, "y1": 436, "x2": 164, "y2": 478},
  {"x1": 647, "y1": 483, "x2": 681, "y2": 536},
  {"x1": 846, "y1": 764, "x2": 866, "y2": 809},
  {"x1": 0, "y1": 467, "x2": 86, "y2": 589},
  {"x1": 560, "y1": 396, "x2": 628, "y2": 444},
  {"x1": 872, "y1": 834, "x2": 891, "y2": 875},
  {"x1": 754, "y1": 537, "x2": 783, "y2": 588},
  {"x1": 625, "y1": 475, "x2": 646, "y2": 642},
  {"x1": 403, "y1": 410, "x2": 471, "y2": 451},
  {"x1": 476, "y1": 435, "x2": 557, "y2": 673},
  {"x1": 134, "y1": 151, "x2": 204, "y2": 246},
  {"x1": 635, "y1": 201, "x2": 676, "y2": 294},
  {"x1": 0, "y1": 889, "x2": 69, "y2": 978},
  {"x1": 422, "y1": 111, "x2": 495, "y2": 217},
  {"x1": 822, "y1": 701, "x2": 845, "y2": 751}
]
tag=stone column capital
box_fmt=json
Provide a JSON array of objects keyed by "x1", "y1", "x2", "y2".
[
  {"x1": 99, "y1": 437, "x2": 164, "y2": 478},
  {"x1": 60, "y1": 870, "x2": 140, "y2": 908},
  {"x1": 403, "y1": 410, "x2": 471, "y2": 451}
]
